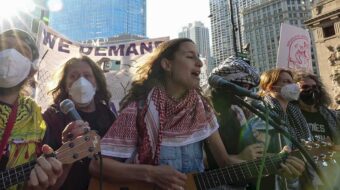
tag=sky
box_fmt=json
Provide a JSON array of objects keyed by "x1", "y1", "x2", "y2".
[{"x1": 146, "y1": 0, "x2": 211, "y2": 39}]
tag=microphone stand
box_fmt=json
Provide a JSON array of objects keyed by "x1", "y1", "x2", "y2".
[{"x1": 232, "y1": 96, "x2": 331, "y2": 189}]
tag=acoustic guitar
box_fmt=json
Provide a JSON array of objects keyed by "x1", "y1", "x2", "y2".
[
  {"x1": 88, "y1": 141, "x2": 337, "y2": 190},
  {"x1": 0, "y1": 130, "x2": 100, "y2": 189}
]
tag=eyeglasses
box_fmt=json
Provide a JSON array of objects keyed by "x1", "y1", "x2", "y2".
[{"x1": 300, "y1": 84, "x2": 318, "y2": 90}]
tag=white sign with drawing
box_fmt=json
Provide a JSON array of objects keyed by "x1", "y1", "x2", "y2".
[{"x1": 277, "y1": 23, "x2": 312, "y2": 72}]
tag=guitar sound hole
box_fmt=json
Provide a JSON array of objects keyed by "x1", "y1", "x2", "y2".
[{"x1": 88, "y1": 147, "x2": 94, "y2": 152}]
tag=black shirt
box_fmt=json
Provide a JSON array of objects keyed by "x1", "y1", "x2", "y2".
[{"x1": 301, "y1": 110, "x2": 331, "y2": 141}]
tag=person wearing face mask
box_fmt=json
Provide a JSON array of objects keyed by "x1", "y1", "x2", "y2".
[
  {"x1": 244, "y1": 68, "x2": 310, "y2": 189},
  {"x1": 295, "y1": 71, "x2": 339, "y2": 143},
  {"x1": 206, "y1": 61, "x2": 305, "y2": 190},
  {"x1": 42, "y1": 56, "x2": 116, "y2": 190},
  {"x1": 0, "y1": 29, "x2": 63, "y2": 190},
  {"x1": 295, "y1": 71, "x2": 340, "y2": 190}
]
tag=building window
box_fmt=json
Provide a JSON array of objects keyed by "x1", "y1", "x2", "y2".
[{"x1": 323, "y1": 24, "x2": 335, "y2": 38}]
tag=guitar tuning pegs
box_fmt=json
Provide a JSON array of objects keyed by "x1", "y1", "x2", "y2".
[
  {"x1": 313, "y1": 142, "x2": 320, "y2": 149},
  {"x1": 331, "y1": 159, "x2": 337, "y2": 165},
  {"x1": 306, "y1": 144, "x2": 313, "y2": 150},
  {"x1": 68, "y1": 142, "x2": 74, "y2": 148},
  {"x1": 84, "y1": 136, "x2": 90, "y2": 142},
  {"x1": 321, "y1": 160, "x2": 328, "y2": 167},
  {"x1": 72, "y1": 153, "x2": 79, "y2": 159},
  {"x1": 320, "y1": 141, "x2": 327, "y2": 146},
  {"x1": 319, "y1": 153, "x2": 326, "y2": 160}
]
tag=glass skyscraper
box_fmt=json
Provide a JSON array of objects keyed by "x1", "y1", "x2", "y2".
[{"x1": 49, "y1": 0, "x2": 146, "y2": 41}]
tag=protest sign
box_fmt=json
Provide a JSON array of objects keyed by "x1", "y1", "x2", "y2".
[
  {"x1": 277, "y1": 23, "x2": 312, "y2": 72},
  {"x1": 35, "y1": 23, "x2": 169, "y2": 110}
]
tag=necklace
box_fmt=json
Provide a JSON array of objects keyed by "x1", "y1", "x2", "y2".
[{"x1": 168, "y1": 92, "x2": 188, "y2": 102}]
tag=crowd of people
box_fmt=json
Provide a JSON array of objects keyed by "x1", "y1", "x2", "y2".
[{"x1": 0, "y1": 27, "x2": 339, "y2": 190}]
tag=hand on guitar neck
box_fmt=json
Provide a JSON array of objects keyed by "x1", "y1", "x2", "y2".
[
  {"x1": 89, "y1": 141, "x2": 336, "y2": 190},
  {"x1": 277, "y1": 146, "x2": 305, "y2": 180},
  {"x1": 0, "y1": 130, "x2": 100, "y2": 189},
  {"x1": 25, "y1": 145, "x2": 63, "y2": 190}
]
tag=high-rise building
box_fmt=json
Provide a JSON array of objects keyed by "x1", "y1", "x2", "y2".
[
  {"x1": 305, "y1": 0, "x2": 340, "y2": 107},
  {"x1": 209, "y1": 0, "x2": 260, "y2": 66},
  {"x1": 49, "y1": 0, "x2": 146, "y2": 42},
  {"x1": 243, "y1": 0, "x2": 317, "y2": 73},
  {"x1": 178, "y1": 21, "x2": 211, "y2": 59}
]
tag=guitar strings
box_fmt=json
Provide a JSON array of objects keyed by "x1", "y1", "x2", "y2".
[
  {"x1": 1, "y1": 161, "x2": 35, "y2": 188},
  {"x1": 0, "y1": 135, "x2": 97, "y2": 188},
  {"x1": 195, "y1": 154, "x2": 287, "y2": 188}
]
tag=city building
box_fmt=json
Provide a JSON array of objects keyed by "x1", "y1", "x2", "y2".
[
  {"x1": 178, "y1": 21, "x2": 211, "y2": 78},
  {"x1": 305, "y1": 0, "x2": 340, "y2": 107},
  {"x1": 49, "y1": 0, "x2": 146, "y2": 42},
  {"x1": 242, "y1": 0, "x2": 317, "y2": 73},
  {"x1": 209, "y1": 0, "x2": 260, "y2": 67},
  {"x1": 178, "y1": 21, "x2": 211, "y2": 59}
]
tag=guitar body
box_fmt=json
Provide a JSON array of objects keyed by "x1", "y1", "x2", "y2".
[
  {"x1": 87, "y1": 141, "x2": 336, "y2": 190},
  {"x1": 88, "y1": 174, "x2": 198, "y2": 190}
]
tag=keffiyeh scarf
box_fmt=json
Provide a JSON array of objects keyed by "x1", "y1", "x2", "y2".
[
  {"x1": 211, "y1": 56, "x2": 260, "y2": 87},
  {"x1": 263, "y1": 95, "x2": 312, "y2": 142},
  {"x1": 101, "y1": 87, "x2": 219, "y2": 164}
]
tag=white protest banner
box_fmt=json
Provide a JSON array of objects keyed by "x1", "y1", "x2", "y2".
[
  {"x1": 276, "y1": 23, "x2": 312, "y2": 72},
  {"x1": 35, "y1": 23, "x2": 169, "y2": 111}
]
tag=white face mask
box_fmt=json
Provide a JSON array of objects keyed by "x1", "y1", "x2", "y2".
[
  {"x1": 0, "y1": 49, "x2": 32, "y2": 88},
  {"x1": 280, "y1": 83, "x2": 300, "y2": 101},
  {"x1": 68, "y1": 77, "x2": 96, "y2": 105}
]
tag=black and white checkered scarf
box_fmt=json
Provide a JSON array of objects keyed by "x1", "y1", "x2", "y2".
[
  {"x1": 263, "y1": 95, "x2": 313, "y2": 143},
  {"x1": 211, "y1": 56, "x2": 260, "y2": 87}
]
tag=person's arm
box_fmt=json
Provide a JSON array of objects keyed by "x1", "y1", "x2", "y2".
[
  {"x1": 89, "y1": 157, "x2": 187, "y2": 190},
  {"x1": 205, "y1": 130, "x2": 244, "y2": 167}
]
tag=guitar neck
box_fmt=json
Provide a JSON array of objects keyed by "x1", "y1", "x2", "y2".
[
  {"x1": 0, "y1": 131, "x2": 101, "y2": 189},
  {"x1": 0, "y1": 160, "x2": 36, "y2": 189},
  {"x1": 192, "y1": 153, "x2": 288, "y2": 189}
]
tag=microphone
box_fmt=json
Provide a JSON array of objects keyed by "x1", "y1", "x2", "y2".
[
  {"x1": 60, "y1": 99, "x2": 82, "y2": 121},
  {"x1": 208, "y1": 75, "x2": 261, "y2": 100}
]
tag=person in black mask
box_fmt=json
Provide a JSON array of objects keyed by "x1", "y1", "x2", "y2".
[
  {"x1": 295, "y1": 71, "x2": 340, "y2": 143},
  {"x1": 295, "y1": 71, "x2": 340, "y2": 190}
]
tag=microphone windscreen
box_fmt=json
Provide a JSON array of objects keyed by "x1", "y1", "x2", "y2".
[{"x1": 60, "y1": 99, "x2": 75, "y2": 115}]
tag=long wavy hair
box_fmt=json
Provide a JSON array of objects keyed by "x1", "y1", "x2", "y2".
[
  {"x1": 258, "y1": 68, "x2": 294, "y2": 97},
  {"x1": 50, "y1": 56, "x2": 111, "y2": 106},
  {"x1": 294, "y1": 71, "x2": 332, "y2": 107},
  {"x1": 120, "y1": 38, "x2": 208, "y2": 110}
]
